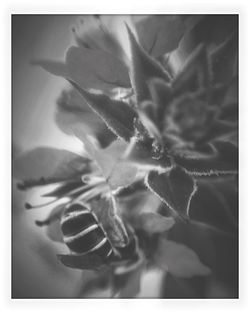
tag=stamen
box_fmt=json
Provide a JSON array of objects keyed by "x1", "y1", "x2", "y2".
[
  {"x1": 17, "y1": 177, "x2": 72, "y2": 191},
  {"x1": 25, "y1": 197, "x2": 63, "y2": 210},
  {"x1": 35, "y1": 219, "x2": 50, "y2": 227},
  {"x1": 24, "y1": 179, "x2": 107, "y2": 210}
]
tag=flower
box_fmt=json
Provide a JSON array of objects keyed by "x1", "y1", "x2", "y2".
[{"x1": 15, "y1": 15, "x2": 238, "y2": 298}]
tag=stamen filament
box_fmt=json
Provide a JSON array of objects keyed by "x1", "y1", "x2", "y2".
[{"x1": 25, "y1": 180, "x2": 107, "y2": 210}]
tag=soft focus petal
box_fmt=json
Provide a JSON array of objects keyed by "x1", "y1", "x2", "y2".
[
  {"x1": 135, "y1": 15, "x2": 187, "y2": 58},
  {"x1": 14, "y1": 147, "x2": 89, "y2": 180},
  {"x1": 155, "y1": 238, "x2": 211, "y2": 278},
  {"x1": 55, "y1": 89, "x2": 116, "y2": 148}
]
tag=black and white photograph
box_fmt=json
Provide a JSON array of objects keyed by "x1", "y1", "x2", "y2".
[{"x1": 11, "y1": 13, "x2": 239, "y2": 299}]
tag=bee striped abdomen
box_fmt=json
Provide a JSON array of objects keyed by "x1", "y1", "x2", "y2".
[{"x1": 61, "y1": 203, "x2": 113, "y2": 258}]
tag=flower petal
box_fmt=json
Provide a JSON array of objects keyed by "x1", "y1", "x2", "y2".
[
  {"x1": 135, "y1": 15, "x2": 186, "y2": 58},
  {"x1": 33, "y1": 44, "x2": 130, "y2": 93},
  {"x1": 55, "y1": 89, "x2": 116, "y2": 148},
  {"x1": 13, "y1": 147, "x2": 90, "y2": 181},
  {"x1": 137, "y1": 213, "x2": 175, "y2": 234},
  {"x1": 155, "y1": 238, "x2": 211, "y2": 278},
  {"x1": 66, "y1": 45, "x2": 130, "y2": 91}
]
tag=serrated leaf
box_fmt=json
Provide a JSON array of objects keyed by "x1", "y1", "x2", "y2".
[
  {"x1": 135, "y1": 15, "x2": 186, "y2": 58},
  {"x1": 137, "y1": 213, "x2": 175, "y2": 234},
  {"x1": 146, "y1": 166, "x2": 197, "y2": 220},
  {"x1": 58, "y1": 253, "x2": 107, "y2": 270},
  {"x1": 174, "y1": 141, "x2": 238, "y2": 175},
  {"x1": 155, "y1": 239, "x2": 211, "y2": 278},
  {"x1": 126, "y1": 25, "x2": 171, "y2": 103},
  {"x1": 13, "y1": 147, "x2": 90, "y2": 181},
  {"x1": 69, "y1": 80, "x2": 138, "y2": 141},
  {"x1": 34, "y1": 45, "x2": 130, "y2": 93},
  {"x1": 55, "y1": 89, "x2": 116, "y2": 148}
]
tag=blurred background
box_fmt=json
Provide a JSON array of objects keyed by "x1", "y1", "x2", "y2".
[{"x1": 12, "y1": 15, "x2": 89, "y2": 298}]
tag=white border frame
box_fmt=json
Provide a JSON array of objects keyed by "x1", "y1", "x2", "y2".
[{"x1": 1, "y1": 1, "x2": 249, "y2": 313}]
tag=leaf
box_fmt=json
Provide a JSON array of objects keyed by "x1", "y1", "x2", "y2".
[
  {"x1": 172, "y1": 44, "x2": 212, "y2": 95},
  {"x1": 192, "y1": 15, "x2": 238, "y2": 47},
  {"x1": 33, "y1": 45, "x2": 130, "y2": 93},
  {"x1": 58, "y1": 253, "x2": 107, "y2": 270},
  {"x1": 167, "y1": 218, "x2": 238, "y2": 287},
  {"x1": 13, "y1": 147, "x2": 90, "y2": 181},
  {"x1": 135, "y1": 15, "x2": 186, "y2": 58},
  {"x1": 210, "y1": 32, "x2": 238, "y2": 84},
  {"x1": 174, "y1": 141, "x2": 238, "y2": 175},
  {"x1": 174, "y1": 15, "x2": 238, "y2": 65},
  {"x1": 189, "y1": 177, "x2": 238, "y2": 234},
  {"x1": 155, "y1": 239, "x2": 211, "y2": 278},
  {"x1": 148, "y1": 78, "x2": 173, "y2": 126},
  {"x1": 55, "y1": 89, "x2": 116, "y2": 148},
  {"x1": 161, "y1": 273, "x2": 208, "y2": 298},
  {"x1": 197, "y1": 120, "x2": 237, "y2": 144},
  {"x1": 126, "y1": 25, "x2": 171, "y2": 103},
  {"x1": 69, "y1": 80, "x2": 138, "y2": 141},
  {"x1": 137, "y1": 213, "x2": 175, "y2": 234},
  {"x1": 166, "y1": 220, "x2": 216, "y2": 272},
  {"x1": 146, "y1": 166, "x2": 197, "y2": 220}
]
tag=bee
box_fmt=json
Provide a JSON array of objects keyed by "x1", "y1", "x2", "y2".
[{"x1": 61, "y1": 202, "x2": 137, "y2": 263}]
